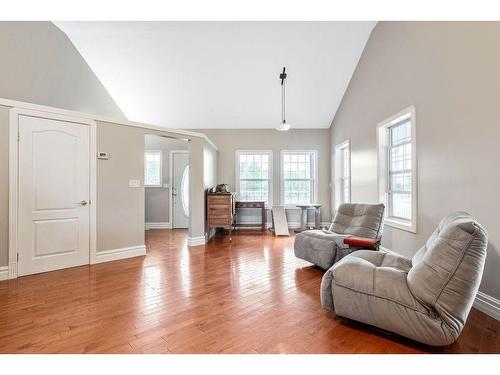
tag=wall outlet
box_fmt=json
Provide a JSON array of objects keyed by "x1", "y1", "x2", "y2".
[{"x1": 129, "y1": 179, "x2": 141, "y2": 188}]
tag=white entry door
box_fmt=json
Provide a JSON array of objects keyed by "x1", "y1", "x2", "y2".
[
  {"x1": 18, "y1": 114, "x2": 90, "y2": 276},
  {"x1": 172, "y1": 152, "x2": 189, "y2": 228}
]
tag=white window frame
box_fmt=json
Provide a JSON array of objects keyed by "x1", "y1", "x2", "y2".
[
  {"x1": 144, "y1": 150, "x2": 163, "y2": 187},
  {"x1": 235, "y1": 150, "x2": 273, "y2": 207},
  {"x1": 280, "y1": 149, "x2": 318, "y2": 208},
  {"x1": 377, "y1": 105, "x2": 417, "y2": 233},
  {"x1": 334, "y1": 139, "x2": 351, "y2": 210}
]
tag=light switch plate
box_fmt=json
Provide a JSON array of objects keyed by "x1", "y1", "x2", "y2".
[{"x1": 129, "y1": 179, "x2": 141, "y2": 188}]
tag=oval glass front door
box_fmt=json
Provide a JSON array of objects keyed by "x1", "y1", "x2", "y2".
[{"x1": 181, "y1": 165, "x2": 189, "y2": 216}]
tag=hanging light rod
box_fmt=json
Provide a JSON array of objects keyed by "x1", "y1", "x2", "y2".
[
  {"x1": 277, "y1": 66, "x2": 291, "y2": 131},
  {"x1": 280, "y1": 67, "x2": 287, "y2": 85}
]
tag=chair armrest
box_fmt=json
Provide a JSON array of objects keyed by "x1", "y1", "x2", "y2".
[{"x1": 343, "y1": 236, "x2": 380, "y2": 250}]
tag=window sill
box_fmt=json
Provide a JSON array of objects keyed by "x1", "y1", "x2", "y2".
[{"x1": 385, "y1": 217, "x2": 417, "y2": 233}]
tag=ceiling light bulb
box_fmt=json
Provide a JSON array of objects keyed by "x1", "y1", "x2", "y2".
[{"x1": 277, "y1": 121, "x2": 291, "y2": 131}]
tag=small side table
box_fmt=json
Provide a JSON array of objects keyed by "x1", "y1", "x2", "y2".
[
  {"x1": 295, "y1": 205, "x2": 311, "y2": 233},
  {"x1": 234, "y1": 201, "x2": 266, "y2": 231},
  {"x1": 312, "y1": 204, "x2": 322, "y2": 229}
]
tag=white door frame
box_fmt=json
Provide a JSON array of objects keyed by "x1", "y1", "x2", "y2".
[
  {"x1": 8, "y1": 108, "x2": 97, "y2": 279},
  {"x1": 169, "y1": 150, "x2": 189, "y2": 227}
]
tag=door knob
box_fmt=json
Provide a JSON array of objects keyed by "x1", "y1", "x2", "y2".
[{"x1": 80, "y1": 200, "x2": 88, "y2": 206}]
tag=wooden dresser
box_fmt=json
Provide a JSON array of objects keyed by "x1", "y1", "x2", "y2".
[{"x1": 207, "y1": 192, "x2": 236, "y2": 241}]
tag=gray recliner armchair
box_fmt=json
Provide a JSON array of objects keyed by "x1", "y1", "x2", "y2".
[
  {"x1": 320, "y1": 211, "x2": 488, "y2": 346},
  {"x1": 294, "y1": 203, "x2": 385, "y2": 269}
]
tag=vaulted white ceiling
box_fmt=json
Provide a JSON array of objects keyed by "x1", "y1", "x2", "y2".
[{"x1": 55, "y1": 22, "x2": 375, "y2": 129}]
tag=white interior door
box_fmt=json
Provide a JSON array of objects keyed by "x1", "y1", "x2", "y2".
[
  {"x1": 172, "y1": 152, "x2": 189, "y2": 228},
  {"x1": 18, "y1": 114, "x2": 90, "y2": 276}
]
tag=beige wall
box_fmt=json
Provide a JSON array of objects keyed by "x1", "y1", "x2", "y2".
[
  {"x1": 195, "y1": 129, "x2": 332, "y2": 223},
  {"x1": 98, "y1": 124, "x2": 210, "y2": 248},
  {"x1": 144, "y1": 134, "x2": 189, "y2": 224},
  {"x1": 0, "y1": 22, "x2": 124, "y2": 119},
  {"x1": 330, "y1": 22, "x2": 500, "y2": 299},
  {"x1": 0, "y1": 106, "x2": 9, "y2": 266},
  {"x1": 96, "y1": 121, "x2": 146, "y2": 251}
]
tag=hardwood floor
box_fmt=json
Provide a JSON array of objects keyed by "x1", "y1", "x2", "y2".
[{"x1": 0, "y1": 229, "x2": 498, "y2": 354}]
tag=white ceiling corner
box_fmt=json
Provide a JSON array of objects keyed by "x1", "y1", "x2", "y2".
[{"x1": 55, "y1": 21, "x2": 376, "y2": 129}]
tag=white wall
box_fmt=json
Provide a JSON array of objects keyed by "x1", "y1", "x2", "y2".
[{"x1": 330, "y1": 22, "x2": 500, "y2": 300}]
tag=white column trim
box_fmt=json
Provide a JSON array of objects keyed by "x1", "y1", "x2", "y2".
[
  {"x1": 187, "y1": 236, "x2": 206, "y2": 246},
  {"x1": 0, "y1": 266, "x2": 8, "y2": 281}
]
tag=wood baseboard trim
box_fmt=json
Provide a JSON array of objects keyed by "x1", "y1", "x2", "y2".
[{"x1": 94, "y1": 245, "x2": 146, "y2": 264}]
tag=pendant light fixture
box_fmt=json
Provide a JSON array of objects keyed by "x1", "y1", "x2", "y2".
[{"x1": 277, "y1": 67, "x2": 291, "y2": 131}]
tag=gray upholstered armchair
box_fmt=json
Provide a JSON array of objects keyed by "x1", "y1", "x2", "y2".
[
  {"x1": 320, "y1": 211, "x2": 488, "y2": 346},
  {"x1": 294, "y1": 203, "x2": 385, "y2": 269}
]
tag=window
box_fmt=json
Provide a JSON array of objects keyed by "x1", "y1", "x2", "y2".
[
  {"x1": 281, "y1": 150, "x2": 317, "y2": 206},
  {"x1": 235, "y1": 150, "x2": 272, "y2": 206},
  {"x1": 144, "y1": 150, "x2": 162, "y2": 187},
  {"x1": 377, "y1": 106, "x2": 417, "y2": 233},
  {"x1": 334, "y1": 140, "x2": 350, "y2": 209}
]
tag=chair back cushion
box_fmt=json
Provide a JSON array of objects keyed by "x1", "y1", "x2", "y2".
[
  {"x1": 330, "y1": 203, "x2": 385, "y2": 239},
  {"x1": 408, "y1": 212, "x2": 488, "y2": 330}
]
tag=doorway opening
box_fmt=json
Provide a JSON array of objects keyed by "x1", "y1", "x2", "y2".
[{"x1": 144, "y1": 134, "x2": 190, "y2": 231}]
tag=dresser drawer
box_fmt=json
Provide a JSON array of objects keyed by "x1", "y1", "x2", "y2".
[
  {"x1": 208, "y1": 195, "x2": 231, "y2": 204},
  {"x1": 209, "y1": 212, "x2": 229, "y2": 220},
  {"x1": 210, "y1": 209, "x2": 229, "y2": 216},
  {"x1": 209, "y1": 204, "x2": 229, "y2": 211},
  {"x1": 209, "y1": 219, "x2": 231, "y2": 226},
  {"x1": 207, "y1": 193, "x2": 235, "y2": 232}
]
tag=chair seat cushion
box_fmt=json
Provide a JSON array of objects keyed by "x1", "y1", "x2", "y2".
[
  {"x1": 329, "y1": 251, "x2": 422, "y2": 311},
  {"x1": 294, "y1": 230, "x2": 352, "y2": 269}
]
